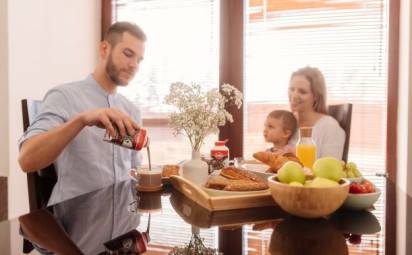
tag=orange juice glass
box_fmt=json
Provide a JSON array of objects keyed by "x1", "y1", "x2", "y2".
[{"x1": 296, "y1": 144, "x2": 317, "y2": 169}]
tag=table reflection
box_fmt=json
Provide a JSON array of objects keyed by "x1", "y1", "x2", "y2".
[
  {"x1": 268, "y1": 217, "x2": 348, "y2": 255},
  {"x1": 52, "y1": 180, "x2": 140, "y2": 254},
  {"x1": 11, "y1": 176, "x2": 388, "y2": 255},
  {"x1": 170, "y1": 189, "x2": 286, "y2": 228}
]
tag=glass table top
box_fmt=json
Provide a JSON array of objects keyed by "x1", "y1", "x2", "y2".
[{"x1": 0, "y1": 173, "x2": 395, "y2": 254}]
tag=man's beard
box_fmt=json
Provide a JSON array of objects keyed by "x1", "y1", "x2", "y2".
[{"x1": 105, "y1": 52, "x2": 129, "y2": 86}]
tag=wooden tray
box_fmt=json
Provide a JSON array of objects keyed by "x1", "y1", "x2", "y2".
[
  {"x1": 170, "y1": 189, "x2": 285, "y2": 228},
  {"x1": 170, "y1": 175, "x2": 275, "y2": 211}
]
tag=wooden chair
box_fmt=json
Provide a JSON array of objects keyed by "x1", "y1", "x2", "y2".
[
  {"x1": 21, "y1": 99, "x2": 58, "y2": 254},
  {"x1": 21, "y1": 99, "x2": 58, "y2": 212},
  {"x1": 328, "y1": 103, "x2": 353, "y2": 162}
]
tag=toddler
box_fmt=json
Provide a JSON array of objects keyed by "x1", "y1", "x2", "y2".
[{"x1": 263, "y1": 110, "x2": 297, "y2": 155}]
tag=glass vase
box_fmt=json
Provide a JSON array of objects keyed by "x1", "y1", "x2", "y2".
[{"x1": 182, "y1": 150, "x2": 209, "y2": 185}]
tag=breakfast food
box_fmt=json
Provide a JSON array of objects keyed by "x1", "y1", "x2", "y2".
[
  {"x1": 276, "y1": 157, "x2": 349, "y2": 188},
  {"x1": 220, "y1": 166, "x2": 260, "y2": 182},
  {"x1": 343, "y1": 161, "x2": 362, "y2": 178},
  {"x1": 349, "y1": 179, "x2": 376, "y2": 193},
  {"x1": 223, "y1": 180, "x2": 268, "y2": 191},
  {"x1": 205, "y1": 167, "x2": 268, "y2": 191},
  {"x1": 162, "y1": 165, "x2": 180, "y2": 177},
  {"x1": 205, "y1": 175, "x2": 230, "y2": 189},
  {"x1": 253, "y1": 151, "x2": 302, "y2": 173}
]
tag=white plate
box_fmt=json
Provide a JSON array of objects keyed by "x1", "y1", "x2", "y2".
[
  {"x1": 240, "y1": 163, "x2": 269, "y2": 173},
  {"x1": 240, "y1": 163, "x2": 275, "y2": 182}
]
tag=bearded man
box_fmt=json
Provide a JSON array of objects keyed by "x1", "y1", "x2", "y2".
[{"x1": 18, "y1": 22, "x2": 146, "y2": 205}]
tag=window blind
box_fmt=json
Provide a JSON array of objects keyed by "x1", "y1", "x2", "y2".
[
  {"x1": 244, "y1": 0, "x2": 388, "y2": 175},
  {"x1": 244, "y1": 1, "x2": 388, "y2": 253}
]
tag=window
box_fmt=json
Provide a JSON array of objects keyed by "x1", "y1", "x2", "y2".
[
  {"x1": 243, "y1": 1, "x2": 388, "y2": 253},
  {"x1": 244, "y1": 0, "x2": 389, "y2": 174},
  {"x1": 112, "y1": 0, "x2": 220, "y2": 251},
  {"x1": 114, "y1": 0, "x2": 220, "y2": 165}
]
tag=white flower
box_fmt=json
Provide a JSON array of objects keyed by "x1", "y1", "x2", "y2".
[{"x1": 164, "y1": 82, "x2": 243, "y2": 151}]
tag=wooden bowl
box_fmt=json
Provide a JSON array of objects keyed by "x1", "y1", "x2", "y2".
[{"x1": 267, "y1": 176, "x2": 350, "y2": 218}]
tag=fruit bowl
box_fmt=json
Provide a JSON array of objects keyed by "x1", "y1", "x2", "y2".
[
  {"x1": 342, "y1": 189, "x2": 381, "y2": 211},
  {"x1": 267, "y1": 176, "x2": 350, "y2": 218}
]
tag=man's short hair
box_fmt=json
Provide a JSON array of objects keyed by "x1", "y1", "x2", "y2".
[{"x1": 104, "y1": 21, "x2": 147, "y2": 47}]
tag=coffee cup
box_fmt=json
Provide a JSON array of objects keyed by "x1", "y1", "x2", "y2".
[
  {"x1": 135, "y1": 166, "x2": 162, "y2": 192},
  {"x1": 137, "y1": 191, "x2": 162, "y2": 213}
]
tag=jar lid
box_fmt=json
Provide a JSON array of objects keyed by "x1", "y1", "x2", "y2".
[
  {"x1": 299, "y1": 127, "x2": 312, "y2": 137},
  {"x1": 215, "y1": 141, "x2": 227, "y2": 146}
]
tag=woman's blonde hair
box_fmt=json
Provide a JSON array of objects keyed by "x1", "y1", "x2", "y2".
[{"x1": 290, "y1": 66, "x2": 328, "y2": 114}]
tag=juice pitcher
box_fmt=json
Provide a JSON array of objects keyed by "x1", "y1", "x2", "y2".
[{"x1": 296, "y1": 127, "x2": 317, "y2": 170}]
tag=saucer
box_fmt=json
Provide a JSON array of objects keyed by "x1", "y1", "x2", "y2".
[{"x1": 136, "y1": 184, "x2": 163, "y2": 192}]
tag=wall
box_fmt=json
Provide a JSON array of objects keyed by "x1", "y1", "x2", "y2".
[
  {"x1": 7, "y1": 0, "x2": 101, "y2": 219},
  {"x1": 0, "y1": 0, "x2": 9, "y2": 178},
  {"x1": 397, "y1": 0, "x2": 412, "y2": 254}
]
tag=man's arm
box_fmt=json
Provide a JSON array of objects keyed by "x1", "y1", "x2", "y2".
[{"x1": 19, "y1": 108, "x2": 140, "y2": 173}]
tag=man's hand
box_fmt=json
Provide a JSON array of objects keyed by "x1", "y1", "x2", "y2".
[{"x1": 79, "y1": 108, "x2": 140, "y2": 138}]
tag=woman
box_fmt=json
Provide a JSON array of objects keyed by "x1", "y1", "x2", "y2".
[{"x1": 288, "y1": 66, "x2": 346, "y2": 159}]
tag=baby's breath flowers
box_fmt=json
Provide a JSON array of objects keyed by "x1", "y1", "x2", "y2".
[
  {"x1": 164, "y1": 82, "x2": 243, "y2": 151},
  {"x1": 169, "y1": 233, "x2": 218, "y2": 255}
]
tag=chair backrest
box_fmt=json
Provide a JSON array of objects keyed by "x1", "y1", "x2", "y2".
[
  {"x1": 328, "y1": 103, "x2": 353, "y2": 162},
  {"x1": 21, "y1": 99, "x2": 57, "y2": 212}
]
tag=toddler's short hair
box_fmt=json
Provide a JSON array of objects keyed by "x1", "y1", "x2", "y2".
[{"x1": 268, "y1": 110, "x2": 297, "y2": 139}]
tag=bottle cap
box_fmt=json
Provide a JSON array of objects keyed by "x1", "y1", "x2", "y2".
[
  {"x1": 215, "y1": 140, "x2": 227, "y2": 146},
  {"x1": 134, "y1": 128, "x2": 149, "y2": 150},
  {"x1": 299, "y1": 127, "x2": 312, "y2": 138}
]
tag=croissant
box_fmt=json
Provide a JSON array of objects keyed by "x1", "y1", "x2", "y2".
[
  {"x1": 282, "y1": 153, "x2": 303, "y2": 165},
  {"x1": 253, "y1": 151, "x2": 281, "y2": 166},
  {"x1": 253, "y1": 151, "x2": 302, "y2": 173}
]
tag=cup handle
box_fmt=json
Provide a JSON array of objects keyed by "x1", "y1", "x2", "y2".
[{"x1": 129, "y1": 169, "x2": 139, "y2": 182}]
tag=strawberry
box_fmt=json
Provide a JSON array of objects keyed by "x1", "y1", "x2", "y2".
[
  {"x1": 350, "y1": 183, "x2": 366, "y2": 193},
  {"x1": 362, "y1": 180, "x2": 376, "y2": 193}
]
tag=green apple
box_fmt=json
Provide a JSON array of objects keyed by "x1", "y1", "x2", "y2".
[
  {"x1": 277, "y1": 161, "x2": 305, "y2": 184},
  {"x1": 289, "y1": 181, "x2": 304, "y2": 187},
  {"x1": 313, "y1": 157, "x2": 344, "y2": 182},
  {"x1": 306, "y1": 177, "x2": 339, "y2": 188}
]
